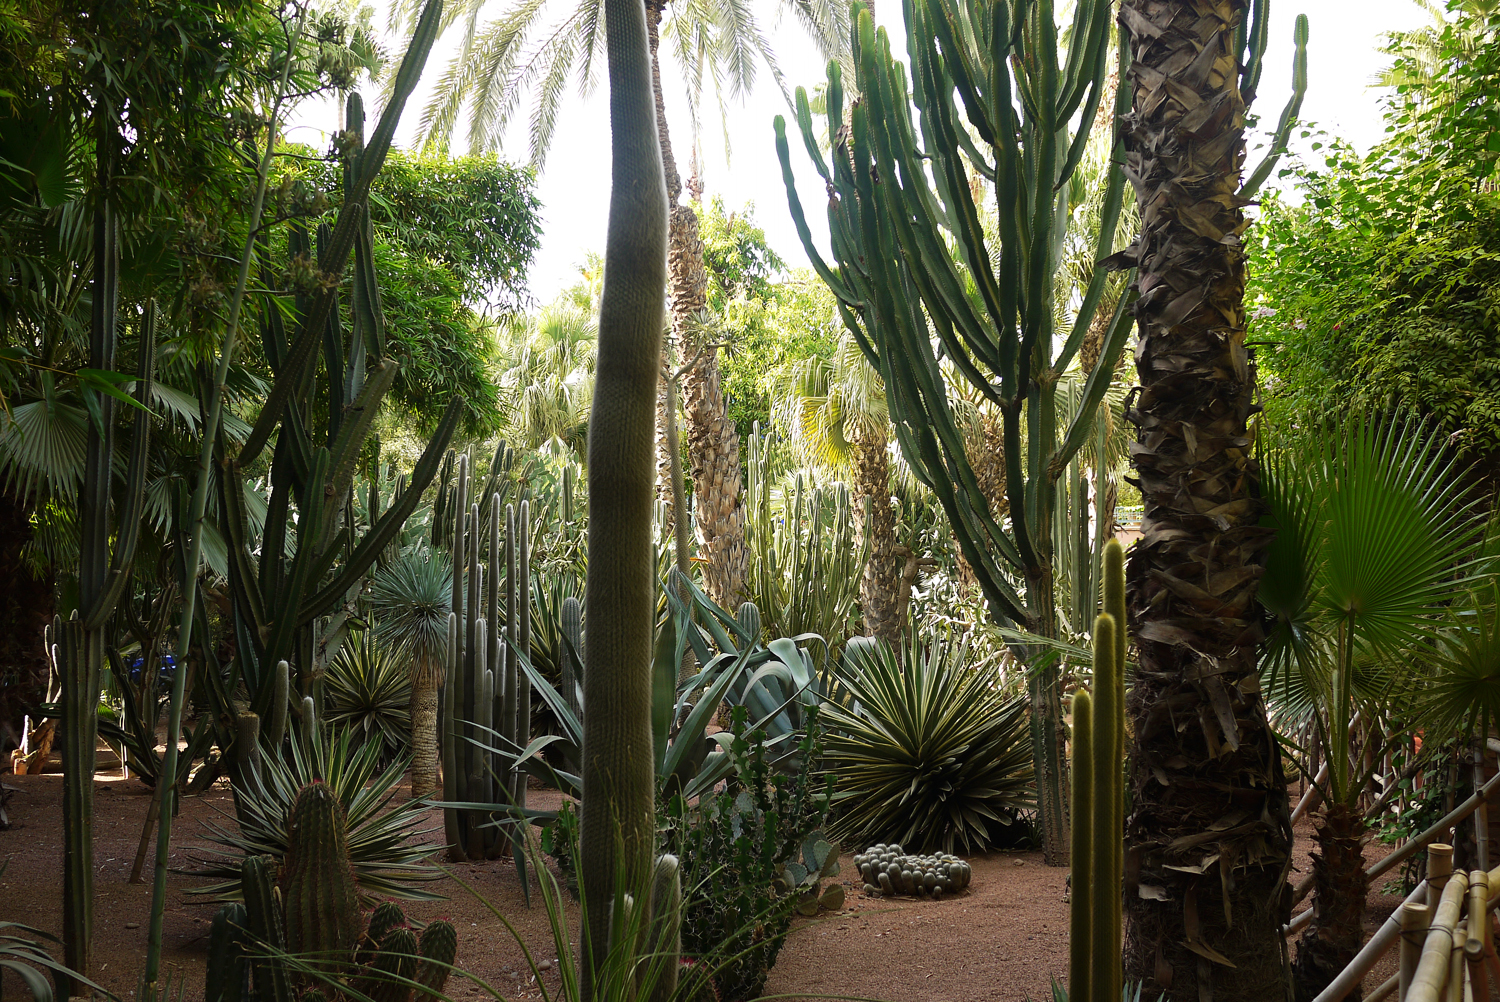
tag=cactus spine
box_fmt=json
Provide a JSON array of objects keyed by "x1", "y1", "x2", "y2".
[{"x1": 1069, "y1": 538, "x2": 1126, "y2": 1002}]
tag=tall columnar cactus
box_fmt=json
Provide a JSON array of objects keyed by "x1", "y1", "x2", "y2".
[
  {"x1": 57, "y1": 290, "x2": 155, "y2": 995},
  {"x1": 437, "y1": 453, "x2": 534, "y2": 863},
  {"x1": 283, "y1": 782, "x2": 362, "y2": 971},
  {"x1": 1069, "y1": 540, "x2": 1126, "y2": 1002},
  {"x1": 581, "y1": 0, "x2": 669, "y2": 994}
]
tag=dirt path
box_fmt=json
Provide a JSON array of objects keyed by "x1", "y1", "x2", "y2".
[{"x1": 0, "y1": 769, "x2": 1402, "y2": 1002}]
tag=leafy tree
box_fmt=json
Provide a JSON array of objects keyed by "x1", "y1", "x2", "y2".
[
  {"x1": 389, "y1": 0, "x2": 852, "y2": 611},
  {"x1": 1249, "y1": 9, "x2": 1500, "y2": 481}
]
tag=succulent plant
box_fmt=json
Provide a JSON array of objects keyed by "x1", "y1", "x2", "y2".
[
  {"x1": 771, "y1": 833, "x2": 845, "y2": 916},
  {"x1": 853, "y1": 844, "x2": 972, "y2": 900},
  {"x1": 205, "y1": 780, "x2": 459, "y2": 1002}
]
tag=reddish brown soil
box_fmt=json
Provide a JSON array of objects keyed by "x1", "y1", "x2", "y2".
[{"x1": 0, "y1": 768, "x2": 1403, "y2": 1002}]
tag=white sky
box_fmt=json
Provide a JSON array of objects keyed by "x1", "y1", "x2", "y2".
[{"x1": 286, "y1": 1, "x2": 1435, "y2": 306}]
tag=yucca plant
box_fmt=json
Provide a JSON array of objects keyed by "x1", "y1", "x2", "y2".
[
  {"x1": 324, "y1": 636, "x2": 413, "y2": 765},
  {"x1": 192, "y1": 726, "x2": 442, "y2": 903},
  {"x1": 821, "y1": 634, "x2": 1034, "y2": 854},
  {"x1": 1259, "y1": 414, "x2": 1489, "y2": 999},
  {"x1": 368, "y1": 546, "x2": 451, "y2": 798}
]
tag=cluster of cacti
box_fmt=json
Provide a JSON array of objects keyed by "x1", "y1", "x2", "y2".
[
  {"x1": 1068, "y1": 539, "x2": 1126, "y2": 1002},
  {"x1": 434, "y1": 447, "x2": 535, "y2": 862},
  {"x1": 206, "y1": 782, "x2": 457, "y2": 1002},
  {"x1": 772, "y1": 833, "x2": 845, "y2": 916},
  {"x1": 143, "y1": 6, "x2": 457, "y2": 996},
  {"x1": 854, "y1": 844, "x2": 972, "y2": 899}
]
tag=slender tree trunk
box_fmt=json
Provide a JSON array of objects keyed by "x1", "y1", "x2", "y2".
[
  {"x1": 1291, "y1": 805, "x2": 1368, "y2": 1002},
  {"x1": 1114, "y1": 3, "x2": 1294, "y2": 999},
  {"x1": 850, "y1": 424, "x2": 901, "y2": 644},
  {"x1": 645, "y1": 0, "x2": 748, "y2": 611},
  {"x1": 581, "y1": 0, "x2": 667, "y2": 994},
  {"x1": 409, "y1": 653, "x2": 440, "y2": 798}
]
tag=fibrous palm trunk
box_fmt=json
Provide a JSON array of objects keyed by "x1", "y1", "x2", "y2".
[
  {"x1": 1114, "y1": 2, "x2": 1294, "y2": 999},
  {"x1": 1292, "y1": 805, "x2": 1368, "y2": 1002},
  {"x1": 850, "y1": 424, "x2": 900, "y2": 645},
  {"x1": 409, "y1": 653, "x2": 440, "y2": 798},
  {"x1": 645, "y1": 0, "x2": 748, "y2": 612}
]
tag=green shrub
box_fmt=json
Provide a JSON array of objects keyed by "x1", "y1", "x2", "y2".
[
  {"x1": 661, "y1": 708, "x2": 833, "y2": 1002},
  {"x1": 821, "y1": 634, "x2": 1034, "y2": 854}
]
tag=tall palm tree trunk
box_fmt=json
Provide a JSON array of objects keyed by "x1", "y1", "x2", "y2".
[
  {"x1": 850, "y1": 425, "x2": 900, "y2": 644},
  {"x1": 1114, "y1": 3, "x2": 1294, "y2": 999},
  {"x1": 1292, "y1": 805, "x2": 1368, "y2": 1002},
  {"x1": 646, "y1": 1, "x2": 748, "y2": 611}
]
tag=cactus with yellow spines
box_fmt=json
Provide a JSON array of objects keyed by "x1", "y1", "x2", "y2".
[{"x1": 1069, "y1": 539, "x2": 1126, "y2": 1002}]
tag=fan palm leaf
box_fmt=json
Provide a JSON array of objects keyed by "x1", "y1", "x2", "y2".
[{"x1": 1260, "y1": 414, "x2": 1487, "y2": 801}]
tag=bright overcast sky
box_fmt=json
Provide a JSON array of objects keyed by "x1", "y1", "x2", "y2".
[{"x1": 286, "y1": 1, "x2": 1436, "y2": 307}]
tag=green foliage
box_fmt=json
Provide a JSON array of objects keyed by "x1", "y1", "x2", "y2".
[
  {"x1": 324, "y1": 638, "x2": 413, "y2": 765},
  {"x1": 661, "y1": 707, "x2": 833, "y2": 1002},
  {"x1": 742, "y1": 425, "x2": 866, "y2": 647},
  {"x1": 1248, "y1": 5, "x2": 1500, "y2": 465},
  {"x1": 194, "y1": 727, "x2": 442, "y2": 904},
  {"x1": 821, "y1": 634, "x2": 1035, "y2": 854},
  {"x1": 1260, "y1": 415, "x2": 1490, "y2": 806}
]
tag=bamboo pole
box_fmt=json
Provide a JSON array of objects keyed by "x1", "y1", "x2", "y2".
[
  {"x1": 1293, "y1": 759, "x2": 1331, "y2": 826},
  {"x1": 1406, "y1": 870, "x2": 1469, "y2": 1002},
  {"x1": 1473, "y1": 741, "x2": 1490, "y2": 873},
  {"x1": 1486, "y1": 911, "x2": 1500, "y2": 991},
  {"x1": 1289, "y1": 772, "x2": 1500, "y2": 926},
  {"x1": 1312, "y1": 846, "x2": 1453, "y2": 1002},
  {"x1": 1367, "y1": 972, "x2": 1398, "y2": 1001},
  {"x1": 1431, "y1": 845, "x2": 1455, "y2": 910},
  {"x1": 1404, "y1": 902, "x2": 1432, "y2": 997},
  {"x1": 1465, "y1": 872, "x2": 1490, "y2": 999}
]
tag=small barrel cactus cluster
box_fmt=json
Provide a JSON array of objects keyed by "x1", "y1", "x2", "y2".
[
  {"x1": 207, "y1": 781, "x2": 457, "y2": 1002},
  {"x1": 853, "y1": 844, "x2": 972, "y2": 899}
]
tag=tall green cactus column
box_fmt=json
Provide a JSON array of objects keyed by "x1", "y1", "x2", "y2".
[
  {"x1": 1068, "y1": 538, "x2": 1127, "y2": 1002},
  {"x1": 580, "y1": 0, "x2": 668, "y2": 995}
]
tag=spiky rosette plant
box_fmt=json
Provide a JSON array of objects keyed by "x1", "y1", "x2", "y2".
[
  {"x1": 821, "y1": 634, "x2": 1034, "y2": 854},
  {"x1": 193, "y1": 727, "x2": 442, "y2": 903}
]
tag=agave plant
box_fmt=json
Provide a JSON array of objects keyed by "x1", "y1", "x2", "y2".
[
  {"x1": 192, "y1": 726, "x2": 442, "y2": 903},
  {"x1": 821, "y1": 634, "x2": 1035, "y2": 855},
  {"x1": 323, "y1": 635, "x2": 412, "y2": 765}
]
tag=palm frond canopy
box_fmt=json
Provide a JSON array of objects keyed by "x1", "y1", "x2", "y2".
[
  {"x1": 389, "y1": 0, "x2": 852, "y2": 166},
  {"x1": 369, "y1": 546, "x2": 453, "y2": 665}
]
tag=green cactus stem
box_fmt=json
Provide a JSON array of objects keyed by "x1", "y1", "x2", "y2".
[
  {"x1": 414, "y1": 919, "x2": 458, "y2": 1001},
  {"x1": 206, "y1": 903, "x2": 250, "y2": 1002},
  {"x1": 1069, "y1": 688, "x2": 1094, "y2": 1002},
  {"x1": 579, "y1": 0, "x2": 669, "y2": 990},
  {"x1": 644, "y1": 854, "x2": 682, "y2": 1002},
  {"x1": 351, "y1": 926, "x2": 419, "y2": 1002},
  {"x1": 359, "y1": 901, "x2": 408, "y2": 968},
  {"x1": 282, "y1": 782, "x2": 361, "y2": 971},
  {"x1": 242, "y1": 854, "x2": 293, "y2": 1002}
]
